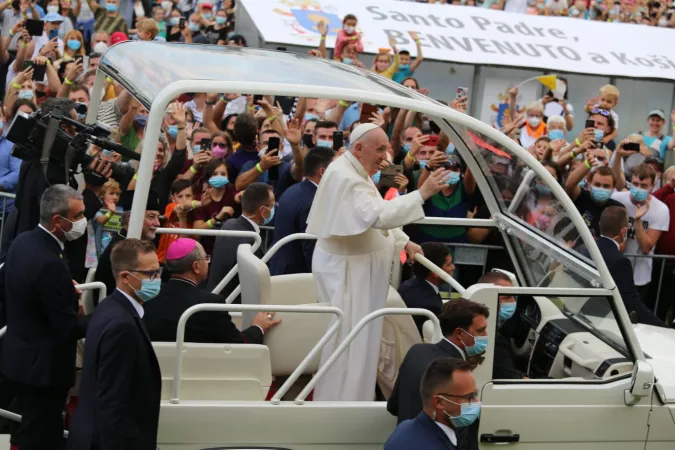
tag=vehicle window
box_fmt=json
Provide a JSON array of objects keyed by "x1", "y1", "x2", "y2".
[{"x1": 498, "y1": 294, "x2": 633, "y2": 382}]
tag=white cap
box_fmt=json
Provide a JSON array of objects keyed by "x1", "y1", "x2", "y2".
[{"x1": 350, "y1": 123, "x2": 380, "y2": 143}]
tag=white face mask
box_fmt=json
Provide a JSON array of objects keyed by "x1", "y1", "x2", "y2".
[
  {"x1": 47, "y1": 4, "x2": 59, "y2": 13},
  {"x1": 344, "y1": 25, "x2": 355, "y2": 34},
  {"x1": 527, "y1": 116, "x2": 541, "y2": 127},
  {"x1": 161, "y1": 0, "x2": 173, "y2": 11},
  {"x1": 62, "y1": 217, "x2": 87, "y2": 241}
]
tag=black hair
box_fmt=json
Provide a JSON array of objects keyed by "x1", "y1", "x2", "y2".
[
  {"x1": 204, "y1": 158, "x2": 227, "y2": 179},
  {"x1": 170, "y1": 179, "x2": 192, "y2": 195},
  {"x1": 413, "y1": 242, "x2": 450, "y2": 280},
  {"x1": 439, "y1": 298, "x2": 490, "y2": 338},
  {"x1": 305, "y1": 147, "x2": 335, "y2": 177},
  {"x1": 314, "y1": 120, "x2": 338, "y2": 135},
  {"x1": 343, "y1": 14, "x2": 357, "y2": 24},
  {"x1": 399, "y1": 50, "x2": 410, "y2": 56},
  {"x1": 11, "y1": 99, "x2": 37, "y2": 118},
  {"x1": 420, "y1": 358, "x2": 474, "y2": 406},
  {"x1": 241, "y1": 182, "x2": 272, "y2": 214}
]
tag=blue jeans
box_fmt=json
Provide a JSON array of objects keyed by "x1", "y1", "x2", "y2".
[{"x1": 76, "y1": 19, "x2": 95, "y2": 51}]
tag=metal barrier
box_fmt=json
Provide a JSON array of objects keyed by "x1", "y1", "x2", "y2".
[
  {"x1": 294, "y1": 307, "x2": 442, "y2": 404},
  {"x1": 170, "y1": 303, "x2": 343, "y2": 404},
  {"x1": 624, "y1": 252, "x2": 674, "y2": 317}
]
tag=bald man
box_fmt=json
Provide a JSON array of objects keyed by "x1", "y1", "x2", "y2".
[{"x1": 307, "y1": 124, "x2": 449, "y2": 401}]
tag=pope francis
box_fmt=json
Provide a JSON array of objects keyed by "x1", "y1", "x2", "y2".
[{"x1": 307, "y1": 123, "x2": 449, "y2": 401}]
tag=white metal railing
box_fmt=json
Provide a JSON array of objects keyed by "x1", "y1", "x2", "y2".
[
  {"x1": 415, "y1": 253, "x2": 466, "y2": 295},
  {"x1": 170, "y1": 303, "x2": 343, "y2": 404},
  {"x1": 223, "y1": 232, "x2": 317, "y2": 304},
  {"x1": 412, "y1": 217, "x2": 497, "y2": 227},
  {"x1": 76, "y1": 282, "x2": 107, "y2": 314},
  {"x1": 295, "y1": 307, "x2": 442, "y2": 404}
]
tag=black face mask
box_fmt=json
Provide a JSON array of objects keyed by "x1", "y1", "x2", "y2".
[{"x1": 302, "y1": 133, "x2": 314, "y2": 149}]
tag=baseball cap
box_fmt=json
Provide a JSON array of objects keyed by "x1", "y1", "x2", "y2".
[
  {"x1": 110, "y1": 32, "x2": 129, "y2": 45},
  {"x1": 647, "y1": 109, "x2": 665, "y2": 120},
  {"x1": 44, "y1": 12, "x2": 64, "y2": 22}
]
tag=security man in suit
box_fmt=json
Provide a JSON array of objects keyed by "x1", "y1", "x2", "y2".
[
  {"x1": 387, "y1": 299, "x2": 489, "y2": 424},
  {"x1": 1, "y1": 184, "x2": 90, "y2": 450},
  {"x1": 398, "y1": 242, "x2": 455, "y2": 336},
  {"x1": 144, "y1": 238, "x2": 281, "y2": 343},
  {"x1": 94, "y1": 190, "x2": 162, "y2": 301},
  {"x1": 385, "y1": 358, "x2": 478, "y2": 450},
  {"x1": 207, "y1": 182, "x2": 276, "y2": 300},
  {"x1": 268, "y1": 147, "x2": 336, "y2": 275},
  {"x1": 68, "y1": 239, "x2": 162, "y2": 450},
  {"x1": 584, "y1": 206, "x2": 664, "y2": 327}
]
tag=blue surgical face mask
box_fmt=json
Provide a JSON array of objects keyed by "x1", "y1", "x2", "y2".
[
  {"x1": 630, "y1": 185, "x2": 649, "y2": 203},
  {"x1": 66, "y1": 39, "x2": 81, "y2": 51},
  {"x1": 129, "y1": 274, "x2": 161, "y2": 302},
  {"x1": 548, "y1": 129, "x2": 564, "y2": 141},
  {"x1": 167, "y1": 125, "x2": 178, "y2": 139},
  {"x1": 591, "y1": 186, "x2": 612, "y2": 203},
  {"x1": 460, "y1": 329, "x2": 488, "y2": 356},
  {"x1": 402, "y1": 143, "x2": 412, "y2": 153},
  {"x1": 193, "y1": 144, "x2": 202, "y2": 154},
  {"x1": 594, "y1": 128, "x2": 605, "y2": 141},
  {"x1": 202, "y1": 13, "x2": 212, "y2": 20},
  {"x1": 372, "y1": 170, "x2": 381, "y2": 184},
  {"x1": 443, "y1": 399, "x2": 482, "y2": 428},
  {"x1": 169, "y1": 17, "x2": 179, "y2": 26},
  {"x1": 419, "y1": 160, "x2": 428, "y2": 169},
  {"x1": 305, "y1": 113, "x2": 320, "y2": 122},
  {"x1": 342, "y1": 57, "x2": 353, "y2": 65},
  {"x1": 535, "y1": 183, "x2": 552, "y2": 195},
  {"x1": 263, "y1": 205, "x2": 275, "y2": 225},
  {"x1": 578, "y1": 179, "x2": 587, "y2": 190},
  {"x1": 188, "y1": 22, "x2": 200, "y2": 32},
  {"x1": 316, "y1": 140, "x2": 332, "y2": 149},
  {"x1": 398, "y1": 64, "x2": 410, "y2": 71},
  {"x1": 18, "y1": 90, "x2": 34, "y2": 100},
  {"x1": 104, "y1": 2, "x2": 118, "y2": 12},
  {"x1": 134, "y1": 115, "x2": 147, "y2": 128},
  {"x1": 447, "y1": 171, "x2": 461, "y2": 186},
  {"x1": 215, "y1": 16, "x2": 226, "y2": 24},
  {"x1": 209, "y1": 175, "x2": 229, "y2": 188},
  {"x1": 445, "y1": 143, "x2": 455, "y2": 154},
  {"x1": 499, "y1": 302, "x2": 516, "y2": 322}
]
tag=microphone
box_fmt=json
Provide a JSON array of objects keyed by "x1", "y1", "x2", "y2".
[{"x1": 89, "y1": 136, "x2": 140, "y2": 161}]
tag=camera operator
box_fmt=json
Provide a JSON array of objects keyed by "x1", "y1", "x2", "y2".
[{"x1": 2, "y1": 98, "x2": 132, "y2": 279}]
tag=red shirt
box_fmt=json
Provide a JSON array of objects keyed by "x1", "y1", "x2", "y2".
[
  {"x1": 652, "y1": 184, "x2": 675, "y2": 257},
  {"x1": 194, "y1": 184, "x2": 240, "y2": 255}
]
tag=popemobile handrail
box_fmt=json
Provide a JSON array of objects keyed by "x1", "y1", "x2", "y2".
[
  {"x1": 294, "y1": 307, "x2": 442, "y2": 404},
  {"x1": 415, "y1": 254, "x2": 466, "y2": 295},
  {"x1": 154, "y1": 228, "x2": 261, "y2": 296},
  {"x1": 77, "y1": 282, "x2": 107, "y2": 314},
  {"x1": 170, "y1": 303, "x2": 344, "y2": 404}
]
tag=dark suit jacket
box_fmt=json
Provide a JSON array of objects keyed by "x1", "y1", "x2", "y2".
[
  {"x1": 206, "y1": 216, "x2": 263, "y2": 301},
  {"x1": 68, "y1": 290, "x2": 161, "y2": 450},
  {"x1": 1, "y1": 227, "x2": 88, "y2": 388},
  {"x1": 584, "y1": 237, "x2": 664, "y2": 327},
  {"x1": 387, "y1": 340, "x2": 463, "y2": 424},
  {"x1": 384, "y1": 412, "x2": 457, "y2": 450},
  {"x1": 397, "y1": 277, "x2": 443, "y2": 336},
  {"x1": 144, "y1": 278, "x2": 263, "y2": 344},
  {"x1": 268, "y1": 179, "x2": 317, "y2": 276}
]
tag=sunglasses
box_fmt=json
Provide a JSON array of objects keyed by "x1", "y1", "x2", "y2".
[{"x1": 591, "y1": 108, "x2": 610, "y2": 117}]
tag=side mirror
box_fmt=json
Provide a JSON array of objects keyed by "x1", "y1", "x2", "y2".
[{"x1": 624, "y1": 360, "x2": 654, "y2": 406}]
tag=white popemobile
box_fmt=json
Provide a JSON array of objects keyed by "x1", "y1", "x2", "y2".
[{"x1": 3, "y1": 41, "x2": 675, "y2": 449}]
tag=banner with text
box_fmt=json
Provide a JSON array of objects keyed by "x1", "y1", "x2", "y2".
[{"x1": 240, "y1": 0, "x2": 675, "y2": 81}]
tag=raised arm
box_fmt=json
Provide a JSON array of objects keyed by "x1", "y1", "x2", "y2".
[{"x1": 408, "y1": 31, "x2": 424, "y2": 72}]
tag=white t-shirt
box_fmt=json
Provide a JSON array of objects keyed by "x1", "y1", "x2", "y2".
[
  {"x1": 544, "y1": 101, "x2": 574, "y2": 120},
  {"x1": 610, "y1": 191, "x2": 670, "y2": 286}
]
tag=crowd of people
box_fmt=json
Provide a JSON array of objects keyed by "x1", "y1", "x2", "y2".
[
  {"x1": 0, "y1": 2, "x2": 671, "y2": 450},
  {"x1": 403, "y1": 0, "x2": 675, "y2": 27}
]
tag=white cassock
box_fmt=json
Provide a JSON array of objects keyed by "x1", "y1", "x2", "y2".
[{"x1": 306, "y1": 151, "x2": 425, "y2": 401}]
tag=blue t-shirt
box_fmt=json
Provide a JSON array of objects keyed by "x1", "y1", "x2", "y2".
[
  {"x1": 339, "y1": 102, "x2": 360, "y2": 131},
  {"x1": 392, "y1": 67, "x2": 413, "y2": 84},
  {"x1": 641, "y1": 134, "x2": 672, "y2": 160}
]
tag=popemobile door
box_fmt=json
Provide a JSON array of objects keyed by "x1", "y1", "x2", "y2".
[{"x1": 465, "y1": 285, "x2": 652, "y2": 450}]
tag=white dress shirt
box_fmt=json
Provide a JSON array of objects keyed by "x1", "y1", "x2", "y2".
[
  {"x1": 600, "y1": 235, "x2": 620, "y2": 251},
  {"x1": 435, "y1": 421, "x2": 458, "y2": 446},
  {"x1": 38, "y1": 224, "x2": 64, "y2": 250},
  {"x1": 116, "y1": 288, "x2": 145, "y2": 318},
  {"x1": 242, "y1": 215, "x2": 260, "y2": 234},
  {"x1": 444, "y1": 337, "x2": 466, "y2": 361},
  {"x1": 426, "y1": 280, "x2": 440, "y2": 294}
]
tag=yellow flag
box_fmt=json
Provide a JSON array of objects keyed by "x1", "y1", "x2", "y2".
[{"x1": 535, "y1": 75, "x2": 558, "y2": 91}]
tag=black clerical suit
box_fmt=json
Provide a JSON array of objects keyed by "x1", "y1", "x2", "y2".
[
  {"x1": 1, "y1": 226, "x2": 89, "y2": 450},
  {"x1": 397, "y1": 277, "x2": 443, "y2": 336},
  {"x1": 595, "y1": 236, "x2": 664, "y2": 327},
  {"x1": 206, "y1": 216, "x2": 263, "y2": 301},
  {"x1": 68, "y1": 290, "x2": 161, "y2": 450},
  {"x1": 144, "y1": 277, "x2": 264, "y2": 343}
]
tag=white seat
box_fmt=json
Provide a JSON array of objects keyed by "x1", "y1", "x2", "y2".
[
  {"x1": 377, "y1": 287, "x2": 422, "y2": 399},
  {"x1": 81, "y1": 267, "x2": 97, "y2": 315},
  {"x1": 237, "y1": 245, "x2": 331, "y2": 379},
  {"x1": 153, "y1": 342, "x2": 272, "y2": 401}
]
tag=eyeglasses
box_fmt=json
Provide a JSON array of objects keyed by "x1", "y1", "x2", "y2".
[
  {"x1": 590, "y1": 108, "x2": 610, "y2": 117},
  {"x1": 128, "y1": 268, "x2": 163, "y2": 281},
  {"x1": 437, "y1": 392, "x2": 479, "y2": 405}
]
